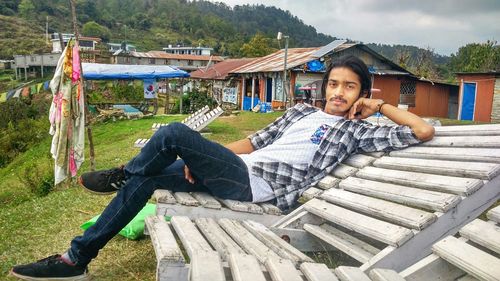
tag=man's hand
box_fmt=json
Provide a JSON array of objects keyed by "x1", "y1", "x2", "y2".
[
  {"x1": 347, "y1": 98, "x2": 384, "y2": 120},
  {"x1": 184, "y1": 165, "x2": 195, "y2": 184}
]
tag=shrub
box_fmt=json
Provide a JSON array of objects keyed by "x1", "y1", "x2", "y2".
[
  {"x1": 171, "y1": 90, "x2": 217, "y2": 114},
  {"x1": 18, "y1": 155, "x2": 55, "y2": 197}
]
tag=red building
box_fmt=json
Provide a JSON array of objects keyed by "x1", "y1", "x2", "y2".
[{"x1": 455, "y1": 72, "x2": 500, "y2": 122}]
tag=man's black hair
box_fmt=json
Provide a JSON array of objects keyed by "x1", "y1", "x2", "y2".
[{"x1": 320, "y1": 55, "x2": 372, "y2": 104}]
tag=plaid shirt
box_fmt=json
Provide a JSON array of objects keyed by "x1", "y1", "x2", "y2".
[{"x1": 248, "y1": 103, "x2": 422, "y2": 211}]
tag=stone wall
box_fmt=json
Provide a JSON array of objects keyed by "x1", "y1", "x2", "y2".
[{"x1": 491, "y1": 78, "x2": 500, "y2": 122}]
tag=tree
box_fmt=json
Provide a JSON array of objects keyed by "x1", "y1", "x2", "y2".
[
  {"x1": 18, "y1": 0, "x2": 34, "y2": 19},
  {"x1": 450, "y1": 41, "x2": 500, "y2": 73},
  {"x1": 414, "y1": 47, "x2": 438, "y2": 79},
  {"x1": 82, "y1": 21, "x2": 111, "y2": 41},
  {"x1": 240, "y1": 33, "x2": 276, "y2": 57}
]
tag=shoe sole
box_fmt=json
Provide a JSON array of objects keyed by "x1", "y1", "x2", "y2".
[
  {"x1": 10, "y1": 269, "x2": 89, "y2": 281},
  {"x1": 78, "y1": 176, "x2": 117, "y2": 195}
]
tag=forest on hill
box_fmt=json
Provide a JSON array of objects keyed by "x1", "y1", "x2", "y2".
[{"x1": 1, "y1": 0, "x2": 499, "y2": 81}]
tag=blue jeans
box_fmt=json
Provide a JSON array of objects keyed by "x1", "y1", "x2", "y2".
[{"x1": 68, "y1": 123, "x2": 252, "y2": 266}]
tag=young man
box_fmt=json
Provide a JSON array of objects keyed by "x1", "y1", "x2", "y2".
[{"x1": 11, "y1": 55, "x2": 434, "y2": 280}]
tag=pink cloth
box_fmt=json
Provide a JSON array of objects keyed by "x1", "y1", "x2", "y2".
[{"x1": 72, "y1": 45, "x2": 81, "y2": 83}]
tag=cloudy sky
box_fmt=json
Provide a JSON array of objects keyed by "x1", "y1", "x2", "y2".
[{"x1": 217, "y1": 0, "x2": 500, "y2": 55}]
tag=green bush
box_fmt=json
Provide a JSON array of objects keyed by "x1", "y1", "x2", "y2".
[
  {"x1": 18, "y1": 155, "x2": 55, "y2": 197},
  {"x1": 88, "y1": 82, "x2": 143, "y2": 104},
  {"x1": 171, "y1": 90, "x2": 217, "y2": 114}
]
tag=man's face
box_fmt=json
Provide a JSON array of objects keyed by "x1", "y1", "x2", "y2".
[{"x1": 324, "y1": 67, "x2": 364, "y2": 116}]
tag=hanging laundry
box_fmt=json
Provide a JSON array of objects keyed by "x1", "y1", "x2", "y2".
[
  {"x1": 6, "y1": 90, "x2": 15, "y2": 100},
  {"x1": 49, "y1": 39, "x2": 85, "y2": 185},
  {"x1": 37, "y1": 83, "x2": 43, "y2": 93},
  {"x1": 21, "y1": 87, "x2": 30, "y2": 97},
  {"x1": 31, "y1": 85, "x2": 37, "y2": 95},
  {"x1": 44, "y1": 81, "x2": 49, "y2": 90},
  {"x1": 0, "y1": 92, "x2": 6, "y2": 103},
  {"x1": 13, "y1": 88, "x2": 22, "y2": 98}
]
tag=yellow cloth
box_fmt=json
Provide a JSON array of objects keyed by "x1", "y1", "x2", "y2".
[{"x1": 0, "y1": 92, "x2": 6, "y2": 103}]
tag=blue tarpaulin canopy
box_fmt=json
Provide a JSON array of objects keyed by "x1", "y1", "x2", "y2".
[{"x1": 82, "y1": 63, "x2": 190, "y2": 80}]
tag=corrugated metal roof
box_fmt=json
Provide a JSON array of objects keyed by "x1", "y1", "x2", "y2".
[
  {"x1": 190, "y1": 58, "x2": 256, "y2": 80},
  {"x1": 231, "y1": 47, "x2": 320, "y2": 73},
  {"x1": 127, "y1": 51, "x2": 223, "y2": 61}
]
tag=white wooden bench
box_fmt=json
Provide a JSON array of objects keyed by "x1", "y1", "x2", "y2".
[
  {"x1": 400, "y1": 205, "x2": 500, "y2": 281},
  {"x1": 153, "y1": 152, "x2": 379, "y2": 226},
  {"x1": 270, "y1": 124, "x2": 500, "y2": 273},
  {"x1": 145, "y1": 215, "x2": 412, "y2": 281},
  {"x1": 151, "y1": 105, "x2": 210, "y2": 131},
  {"x1": 135, "y1": 106, "x2": 224, "y2": 148}
]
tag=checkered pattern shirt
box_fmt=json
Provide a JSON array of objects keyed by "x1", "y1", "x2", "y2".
[{"x1": 248, "y1": 103, "x2": 422, "y2": 211}]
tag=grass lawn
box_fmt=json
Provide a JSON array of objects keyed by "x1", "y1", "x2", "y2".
[{"x1": 0, "y1": 111, "x2": 282, "y2": 280}]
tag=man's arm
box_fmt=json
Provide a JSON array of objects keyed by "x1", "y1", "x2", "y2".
[
  {"x1": 225, "y1": 138, "x2": 255, "y2": 154},
  {"x1": 348, "y1": 98, "x2": 435, "y2": 141}
]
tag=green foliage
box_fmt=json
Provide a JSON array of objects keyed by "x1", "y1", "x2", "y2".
[
  {"x1": 18, "y1": 155, "x2": 55, "y2": 197},
  {"x1": 240, "y1": 33, "x2": 277, "y2": 58},
  {"x1": 82, "y1": 21, "x2": 111, "y2": 41},
  {"x1": 0, "y1": 15, "x2": 51, "y2": 59},
  {"x1": 449, "y1": 41, "x2": 500, "y2": 73},
  {"x1": 0, "y1": 98, "x2": 51, "y2": 167},
  {"x1": 87, "y1": 82, "x2": 143, "y2": 103},
  {"x1": 171, "y1": 90, "x2": 217, "y2": 114},
  {"x1": 18, "y1": 0, "x2": 34, "y2": 19}
]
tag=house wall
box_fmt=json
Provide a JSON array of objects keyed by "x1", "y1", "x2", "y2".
[
  {"x1": 409, "y1": 82, "x2": 449, "y2": 118},
  {"x1": 458, "y1": 74, "x2": 496, "y2": 122},
  {"x1": 371, "y1": 76, "x2": 401, "y2": 106},
  {"x1": 492, "y1": 78, "x2": 500, "y2": 122}
]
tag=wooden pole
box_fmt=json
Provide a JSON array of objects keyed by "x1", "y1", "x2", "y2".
[{"x1": 69, "y1": 0, "x2": 96, "y2": 171}]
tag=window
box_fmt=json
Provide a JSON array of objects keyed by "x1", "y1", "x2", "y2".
[
  {"x1": 187, "y1": 60, "x2": 193, "y2": 66},
  {"x1": 399, "y1": 80, "x2": 416, "y2": 107},
  {"x1": 149, "y1": 58, "x2": 155, "y2": 64}
]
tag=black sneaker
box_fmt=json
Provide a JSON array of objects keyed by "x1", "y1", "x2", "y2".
[
  {"x1": 78, "y1": 166, "x2": 127, "y2": 195},
  {"x1": 10, "y1": 254, "x2": 88, "y2": 280}
]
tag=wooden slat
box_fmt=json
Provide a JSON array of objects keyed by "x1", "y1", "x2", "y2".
[
  {"x1": 259, "y1": 203, "x2": 282, "y2": 215},
  {"x1": 317, "y1": 175, "x2": 341, "y2": 189},
  {"x1": 218, "y1": 218, "x2": 281, "y2": 263},
  {"x1": 343, "y1": 154, "x2": 376, "y2": 169},
  {"x1": 368, "y1": 268, "x2": 406, "y2": 281},
  {"x1": 170, "y1": 216, "x2": 211, "y2": 257},
  {"x1": 421, "y1": 135, "x2": 500, "y2": 148},
  {"x1": 194, "y1": 218, "x2": 245, "y2": 260},
  {"x1": 304, "y1": 199, "x2": 413, "y2": 247},
  {"x1": 228, "y1": 254, "x2": 266, "y2": 281},
  {"x1": 242, "y1": 220, "x2": 314, "y2": 264},
  {"x1": 459, "y1": 219, "x2": 500, "y2": 255},
  {"x1": 356, "y1": 166, "x2": 483, "y2": 196},
  {"x1": 265, "y1": 258, "x2": 303, "y2": 281},
  {"x1": 374, "y1": 156, "x2": 500, "y2": 180},
  {"x1": 301, "y1": 187, "x2": 323, "y2": 201},
  {"x1": 487, "y1": 206, "x2": 500, "y2": 224},
  {"x1": 153, "y1": 189, "x2": 177, "y2": 204},
  {"x1": 173, "y1": 192, "x2": 200, "y2": 206},
  {"x1": 339, "y1": 177, "x2": 461, "y2": 212},
  {"x1": 144, "y1": 216, "x2": 188, "y2": 280},
  {"x1": 145, "y1": 216, "x2": 184, "y2": 262},
  {"x1": 219, "y1": 199, "x2": 263, "y2": 214},
  {"x1": 390, "y1": 147, "x2": 500, "y2": 163},
  {"x1": 400, "y1": 254, "x2": 466, "y2": 281},
  {"x1": 190, "y1": 251, "x2": 226, "y2": 281},
  {"x1": 434, "y1": 124, "x2": 500, "y2": 136},
  {"x1": 303, "y1": 223, "x2": 378, "y2": 263},
  {"x1": 321, "y1": 189, "x2": 437, "y2": 230},
  {"x1": 191, "y1": 192, "x2": 221, "y2": 209},
  {"x1": 334, "y1": 266, "x2": 372, "y2": 281},
  {"x1": 300, "y1": 262, "x2": 339, "y2": 281},
  {"x1": 432, "y1": 236, "x2": 500, "y2": 281},
  {"x1": 332, "y1": 164, "x2": 358, "y2": 179}
]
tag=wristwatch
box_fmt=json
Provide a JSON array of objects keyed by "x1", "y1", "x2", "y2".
[{"x1": 376, "y1": 100, "x2": 387, "y2": 114}]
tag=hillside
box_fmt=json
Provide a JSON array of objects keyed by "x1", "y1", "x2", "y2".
[
  {"x1": 0, "y1": 15, "x2": 51, "y2": 59},
  {"x1": 0, "y1": 0, "x2": 335, "y2": 58}
]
